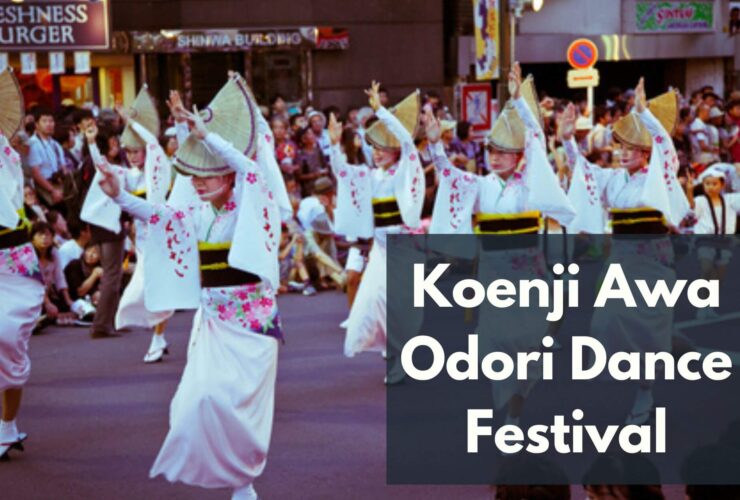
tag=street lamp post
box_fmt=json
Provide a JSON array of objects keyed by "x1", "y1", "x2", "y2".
[{"x1": 497, "y1": 0, "x2": 544, "y2": 103}]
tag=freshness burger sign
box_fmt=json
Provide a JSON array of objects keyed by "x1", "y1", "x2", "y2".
[{"x1": 0, "y1": 0, "x2": 110, "y2": 50}]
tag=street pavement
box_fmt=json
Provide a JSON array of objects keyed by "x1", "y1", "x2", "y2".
[{"x1": 1, "y1": 290, "x2": 684, "y2": 499}]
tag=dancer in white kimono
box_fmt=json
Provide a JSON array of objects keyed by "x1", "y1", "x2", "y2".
[
  {"x1": 82, "y1": 88, "x2": 189, "y2": 363},
  {"x1": 96, "y1": 74, "x2": 282, "y2": 500},
  {"x1": 331, "y1": 82, "x2": 424, "y2": 382},
  {"x1": 563, "y1": 78, "x2": 690, "y2": 424},
  {"x1": 0, "y1": 129, "x2": 45, "y2": 460},
  {"x1": 426, "y1": 64, "x2": 575, "y2": 422}
]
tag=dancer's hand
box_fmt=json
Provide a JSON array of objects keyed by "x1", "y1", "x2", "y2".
[
  {"x1": 115, "y1": 104, "x2": 131, "y2": 124},
  {"x1": 423, "y1": 107, "x2": 442, "y2": 144},
  {"x1": 183, "y1": 106, "x2": 208, "y2": 140},
  {"x1": 84, "y1": 123, "x2": 98, "y2": 144},
  {"x1": 166, "y1": 91, "x2": 187, "y2": 123},
  {"x1": 97, "y1": 162, "x2": 121, "y2": 199},
  {"x1": 365, "y1": 81, "x2": 382, "y2": 112},
  {"x1": 635, "y1": 77, "x2": 647, "y2": 114},
  {"x1": 508, "y1": 62, "x2": 523, "y2": 100},
  {"x1": 558, "y1": 103, "x2": 577, "y2": 141},
  {"x1": 328, "y1": 113, "x2": 343, "y2": 145}
]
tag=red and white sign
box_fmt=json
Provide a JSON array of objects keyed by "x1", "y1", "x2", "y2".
[
  {"x1": 566, "y1": 38, "x2": 599, "y2": 69},
  {"x1": 460, "y1": 83, "x2": 493, "y2": 138}
]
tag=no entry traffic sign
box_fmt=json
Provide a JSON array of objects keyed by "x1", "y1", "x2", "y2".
[{"x1": 567, "y1": 39, "x2": 598, "y2": 69}]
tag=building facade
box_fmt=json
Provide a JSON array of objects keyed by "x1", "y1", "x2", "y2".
[
  {"x1": 453, "y1": 0, "x2": 737, "y2": 101},
  {"x1": 0, "y1": 0, "x2": 446, "y2": 113}
]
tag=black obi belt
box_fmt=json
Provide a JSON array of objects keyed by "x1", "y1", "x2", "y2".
[
  {"x1": 199, "y1": 242, "x2": 261, "y2": 288},
  {"x1": 372, "y1": 197, "x2": 403, "y2": 228}
]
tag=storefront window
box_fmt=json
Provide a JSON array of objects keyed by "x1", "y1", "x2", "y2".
[
  {"x1": 59, "y1": 75, "x2": 95, "y2": 108},
  {"x1": 18, "y1": 70, "x2": 54, "y2": 111}
]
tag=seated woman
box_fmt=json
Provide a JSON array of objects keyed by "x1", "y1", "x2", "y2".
[
  {"x1": 31, "y1": 221, "x2": 74, "y2": 327},
  {"x1": 64, "y1": 242, "x2": 103, "y2": 307}
]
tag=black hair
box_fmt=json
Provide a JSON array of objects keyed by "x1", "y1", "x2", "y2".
[
  {"x1": 341, "y1": 126, "x2": 365, "y2": 165},
  {"x1": 289, "y1": 114, "x2": 303, "y2": 128},
  {"x1": 294, "y1": 126, "x2": 313, "y2": 146},
  {"x1": 68, "y1": 219, "x2": 90, "y2": 239},
  {"x1": 270, "y1": 94, "x2": 285, "y2": 106},
  {"x1": 457, "y1": 121, "x2": 472, "y2": 141},
  {"x1": 593, "y1": 105, "x2": 610, "y2": 123},
  {"x1": 73, "y1": 109, "x2": 94, "y2": 126},
  {"x1": 32, "y1": 106, "x2": 54, "y2": 122},
  {"x1": 323, "y1": 106, "x2": 341, "y2": 121}
]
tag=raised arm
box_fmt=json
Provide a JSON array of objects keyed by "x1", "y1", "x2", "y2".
[
  {"x1": 509, "y1": 62, "x2": 546, "y2": 149},
  {"x1": 203, "y1": 132, "x2": 258, "y2": 176},
  {"x1": 129, "y1": 119, "x2": 159, "y2": 146}
]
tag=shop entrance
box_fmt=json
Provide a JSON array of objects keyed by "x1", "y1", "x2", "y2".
[{"x1": 250, "y1": 50, "x2": 304, "y2": 107}]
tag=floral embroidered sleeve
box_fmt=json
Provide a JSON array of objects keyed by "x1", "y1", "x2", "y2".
[
  {"x1": 376, "y1": 105, "x2": 424, "y2": 228},
  {"x1": 637, "y1": 108, "x2": 679, "y2": 173},
  {"x1": 114, "y1": 189, "x2": 158, "y2": 223},
  {"x1": 427, "y1": 141, "x2": 478, "y2": 234},
  {"x1": 636, "y1": 108, "x2": 690, "y2": 226}
]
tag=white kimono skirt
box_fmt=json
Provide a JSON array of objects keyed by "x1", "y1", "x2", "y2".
[
  {"x1": 0, "y1": 136, "x2": 44, "y2": 391},
  {"x1": 428, "y1": 119, "x2": 576, "y2": 409},
  {"x1": 329, "y1": 106, "x2": 425, "y2": 357},
  {"x1": 114, "y1": 132, "x2": 283, "y2": 489},
  {"x1": 565, "y1": 108, "x2": 690, "y2": 357}
]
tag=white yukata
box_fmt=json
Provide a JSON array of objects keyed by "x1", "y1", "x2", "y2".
[
  {"x1": 111, "y1": 132, "x2": 282, "y2": 490},
  {"x1": 81, "y1": 121, "x2": 189, "y2": 329},
  {"x1": 0, "y1": 134, "x2": 45, "y2": 392},
  {"x1": 693, "y1": 191, "x2": 740, "y2": 265},
  {"x1": 329, "y1": 149, "x2": 372, "y2": 273},
  {"x1": 429, "y1": 96, "x2": 575, "y2": 409},
  {"x1": 565, "y1": 108, "x2": 690, "y2": 356},
  {"x1": 331, "y1": 106, "x2": 424, "y2": 357},
  {"x1": 693, "y1": 193, "x2": 740, "y2": 235}
]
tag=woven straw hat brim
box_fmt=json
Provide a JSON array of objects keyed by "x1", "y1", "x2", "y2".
[
  {"x1": 487, "y1": 76, "x2": 541, "y2": 153},
  {"x1": 120, "y1": 85, "x2": 160, "y2": 150},
  {"x1": 365, "y1": 90, "x2": 421, "y2": 152},
  {"x1": 0, "y1": 68, "x2": 24, "y2": 139},
  {"x1": 174, "y1": 75, "x2": 258, "y2": 177},
  {"x1": 612, "y1": 89, "x2": 679, "y2": 151}
]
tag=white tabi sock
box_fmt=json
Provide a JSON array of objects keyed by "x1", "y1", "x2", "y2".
[
  {"x1": 231, "y1": 483, "x2": 258, "y2": 500},
  {"x1": 0, "y1": 419, "x2": 18, "y2": 443}
]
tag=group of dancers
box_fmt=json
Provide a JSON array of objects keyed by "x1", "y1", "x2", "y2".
[{"x1": 0, "y1": 60, "x2": 735, "y2": 498}]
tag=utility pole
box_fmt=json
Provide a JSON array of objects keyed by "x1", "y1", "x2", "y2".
[{"x1": 497, "y1": 0, "x2": 516, "y2": 103}]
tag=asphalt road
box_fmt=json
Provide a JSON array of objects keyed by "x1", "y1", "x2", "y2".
[{"x1": 1, "y1": 290, "x2": 685, "y2": 500}]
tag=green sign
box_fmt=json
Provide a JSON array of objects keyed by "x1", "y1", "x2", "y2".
[{"x1": 636, "y1": 1, "x2": 714, "y2": 32}]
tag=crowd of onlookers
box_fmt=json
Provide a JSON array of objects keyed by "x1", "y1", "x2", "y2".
[{"x1": 8, "y1": 81, "x2": 740, "y2": 330}]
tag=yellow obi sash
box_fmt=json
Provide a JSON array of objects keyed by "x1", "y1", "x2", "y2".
[
  {"x1": 198, "y1": 241, "x2": 261, "y2": 288},
  {"x1": 372, "y1": 196, "x2": 403, "y2": 228},
  {"x1": 610, "y1": 207, "x2": 667, "y2": 235},
  {"x1": 474, "y1": 210, "x2": 542, "y2": 235},
  {"x1": 0, "y1": 208, "x2": 31, "y2": 250}
]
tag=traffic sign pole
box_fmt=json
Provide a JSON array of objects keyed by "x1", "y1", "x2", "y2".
[{"x1": 566, "y1": 38, "x2": 600, "y2": 126}]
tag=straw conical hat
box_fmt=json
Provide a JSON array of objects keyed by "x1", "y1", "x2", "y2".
[
  {"x1": 365, "y1": 90, "x2": 421, "y2": 151},
  {"x1": 174, "y1": 75, "x2": 258, "y2": 177},
  {"x1": 612, "y1": 89, "x2": 679, "y2": 151},
  {"x1": 486, "y1": 75, "x2": 542, "y2": 153},
  {"x1": 120, "y1": 85, "x2": 160, "y2": 150},
  {"x1": 0, "y1": 68, "x2": 24, "y2": 139}
]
